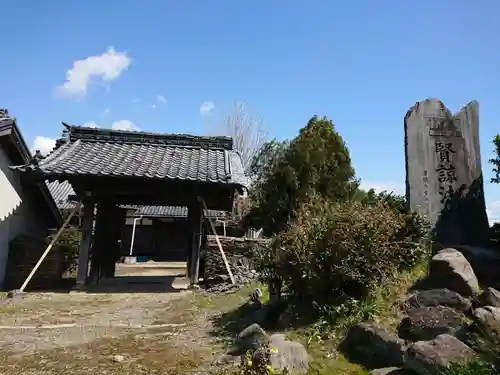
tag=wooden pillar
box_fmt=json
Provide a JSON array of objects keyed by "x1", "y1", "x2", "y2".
[
  {"x1": 75, "y1": 197, "x2": 94, "y2": 289},
  {"x1": 186, "y1": 221, "x2": 192, "y2": 279},
  {"x1": 89, "y1": 200, "x2": 120, "y2": 283},
  {"x1": 188, "y1": 200, "x2": 203, "y2": 286},
  {"x1": 106, "y1": 206, "x2": 126, "y2": 276}
]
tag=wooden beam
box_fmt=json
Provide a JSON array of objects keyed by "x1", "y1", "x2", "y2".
[
  {"x1": 75, "y1": 198, "x2": 95, "y2": 289},
  {"x1": 199, "y1": 197, "x2": 235, "y2": 285},
  {"x1": 68, "y1": 177, "x2": 235, "y2": 210},
  {"x1": 18, "y1": 203, "x2": 81, "y2": 292}
]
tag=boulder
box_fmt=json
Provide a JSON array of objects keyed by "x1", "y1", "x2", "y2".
[
  {"x1": 404, "y1": 334, "x2": 475, "y2": 375},
  {"x1": 235, "y1": 323, "x2": 269, "y2": 351},
  {"x1": 252, "y1": 333, "x2": 308, "y2": 374},
  {"x1": 479, "y1": 287, "x2": 500, "y2": 308},
  {"x1": 248, "y1": 299, "x2": 289, "y2": 329},
  {"x1": 452, "y1": 245, "x2": 500, "y2": 288},
  {"x1": 398, "y1": 306, "x2": 466, "y2": 342},
  {"x1": 339, "y1": 323, "x2": 406, "y2": 369},
  {"x1": 370, "y1": 368, "x2": 417, "y2": 375},
  {"x1": 473, "y1": 306, "x2": 500, "y2": 340},
  {"x1": 405, "y1": 289, "x2": 471, "y2": 312},
  {"x1": 427, "y1": 248, "x2": 479, "y2": 297}
]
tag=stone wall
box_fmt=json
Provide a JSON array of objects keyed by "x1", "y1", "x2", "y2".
[
  {"x1": 4, "y1": 234, "x2": 64, "y2": 290},
  {"x1": 202, "y1": 236, "x2": 270, "y2": 284}
]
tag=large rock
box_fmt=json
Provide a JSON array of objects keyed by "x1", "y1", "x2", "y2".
[
  {"x1": 398, "y1": 306, "x2": 466, "y2": 342},
  {"x1": 236, "y1": 323, "x2": 269, "y2": 351},
  {"x1": 427, "y1": 248, "x2": 479, "y2": 297},
  {"x1": 370, "y1": 368, "x2": 417, "y2": 375},
  {"x1": 252, "y1": 334, "x2": 308, "y2": 374},
  {"x1": 404, "y1": 334, "x2": 475, "y2": 375},
  {"x1": 405, "y1": 289, "x2": 471, "y2": 312},
  {"x1": 473, "y1": 306, "x2": 500, "y2": 340},
  {"x1": 452, "y1": 245, "x2": 500, "y2": 288},
  {"x1": 339, "y1": 323, "x2": 406, "y2": 369},
  {"x1": 479, "y1": 287, "x2": 500, "y2": 308}
]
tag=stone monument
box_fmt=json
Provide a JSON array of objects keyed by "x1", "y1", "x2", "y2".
[{"x1": 404, "y1": 98, "x2": 489, "y2": 246}]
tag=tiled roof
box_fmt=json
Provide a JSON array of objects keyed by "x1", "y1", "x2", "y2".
[
  {"x1": 129, "y1": 205, "x2": 226, "y2": 218},
  {"x1": 46, "y1": 180, "x2": 76, "y2": 210},
  {"x1": 46, "y1": 180, "x2": 226, "y2": 219},
  {"x1": 14, "y1": 124, "x2": 250, "y2": 188}
]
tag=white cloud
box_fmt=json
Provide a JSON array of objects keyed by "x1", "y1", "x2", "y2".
[
  {"x1": 111, "y1": 120, "x2": 139, "y2": 131},
  {"x1": 200, "y1": 101, "x2": 215, "y2": 115},
  {"x1": 131, "y1": 98, "x2": 141, "y2": 104},
  {"x1": 157, "y1": 95, "x2": 167, "y2": 104},
  {"x1": 359, "y1": 180, "x2": 405, "y2": 195},
  {"x1": 32, "y1": 136, "x2": 56, "y2": 155},
  {"x1": 83, "y1": 121, "x2": 98, "y2": 128},
  {"x1": 150, "y1": 104, "x2": 157, "y2": 109},
  {"x1": 56, "y1": 47, "x2": 131, "y2": 97},
  {"x1": 487, "y1": 200, "x2": 500, "y2": 226},
  {"x1": 103, "y1": 108, "x2": 111, "y2": 115}
]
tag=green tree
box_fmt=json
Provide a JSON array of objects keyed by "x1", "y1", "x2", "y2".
[
  {"x1": 490, "y1": 135, "x2": 500, "y2": 183},
  {"x1": 248, "y1": 115, "x2": 358, "y2": 235}
]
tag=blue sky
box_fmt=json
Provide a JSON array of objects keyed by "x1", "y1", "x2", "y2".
[{"x1": 1, "y1": 1, "x2": 500, "y2": 221}]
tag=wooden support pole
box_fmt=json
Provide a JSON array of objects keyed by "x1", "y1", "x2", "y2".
[
  {"x1": 18, "y1": 203, "x2": 81, "y2": 292},
  {"x1": 199, "y1": 197, "x2": 235, "y2": 285},
  {"x1": 76, "y1": 198, "x2": 95, "y2": 289}
]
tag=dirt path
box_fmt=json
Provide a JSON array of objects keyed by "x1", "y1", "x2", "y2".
[{"x1": 0, "y1": 289, "x2": 218, "y2": 375}]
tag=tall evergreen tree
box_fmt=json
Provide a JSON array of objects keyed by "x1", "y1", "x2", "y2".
[{"x1": 249, "y1": 115, "x2": 357, "y2": 235}]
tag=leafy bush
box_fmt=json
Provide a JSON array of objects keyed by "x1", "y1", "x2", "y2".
[
  {"x1": 258, "y1": 194, "x2": 429, "y2": 309},
  {"x1": 360, "y1": 189, "x2": 430, "y2": 271},
  {"x1": 45, "y1": 226, "x2": 81, "y2": 275}
]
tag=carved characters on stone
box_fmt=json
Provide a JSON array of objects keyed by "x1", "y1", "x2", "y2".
[{"x1": 404, "y1": 98, "x2": 489, "y2": 246}]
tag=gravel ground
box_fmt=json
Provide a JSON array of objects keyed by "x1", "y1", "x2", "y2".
[
  {"x1": 0, "y1": 291, "x2": 193, "y2": 354},
  {"x1": 0, "y1": 262, "x2": 247, "y2": 374}
]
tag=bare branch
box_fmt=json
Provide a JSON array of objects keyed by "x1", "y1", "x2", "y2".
[{"x1": 207, "y1": 101, "x2": 269, "y2": 174}]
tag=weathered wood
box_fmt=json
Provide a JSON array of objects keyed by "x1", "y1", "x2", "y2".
[
  {"x1": 89, "y1": 200, "x2": 120, "y2": 282},
  {"x1": 188, "y1": 201, "x2": 203, "y2": 285},
  {"x1": 68, "y1": 177, "x2": 235, "y2": 211},
  {"x1": 75, "y1": 198, "x2": 94, "y2": 288},
  {"x1": 404, "y1": 99, "x2": 489, "y2": 246}
]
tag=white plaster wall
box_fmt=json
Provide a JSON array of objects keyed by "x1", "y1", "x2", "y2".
[{"x1": 0, "y1": 147, "x2": 46, "y2": 288}]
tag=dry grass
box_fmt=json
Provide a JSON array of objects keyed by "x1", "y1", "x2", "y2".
[{"x1": 0, "y1": 332, "x2": 208, "y2": 375}]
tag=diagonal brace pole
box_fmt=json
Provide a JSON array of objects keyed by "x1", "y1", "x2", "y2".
[{"x1": 198, "y1": 197, "x2": 235, "y2": 285}]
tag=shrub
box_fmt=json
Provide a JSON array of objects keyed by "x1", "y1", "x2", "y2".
[
  {"x1": 45, "y1": 226, "x2": 81, "y2": 275},
  {"x1": 259, "y1": 195, "x2": 429, "y2": 309}
]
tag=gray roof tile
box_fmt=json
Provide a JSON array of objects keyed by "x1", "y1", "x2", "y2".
[{"x1": 15, "y1": 125, "x2": 250, "y2": 188}]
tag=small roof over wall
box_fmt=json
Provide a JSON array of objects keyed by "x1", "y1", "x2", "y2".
[{"x1": 0, "y1": 110, "x2": 62, "y2": 227}]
